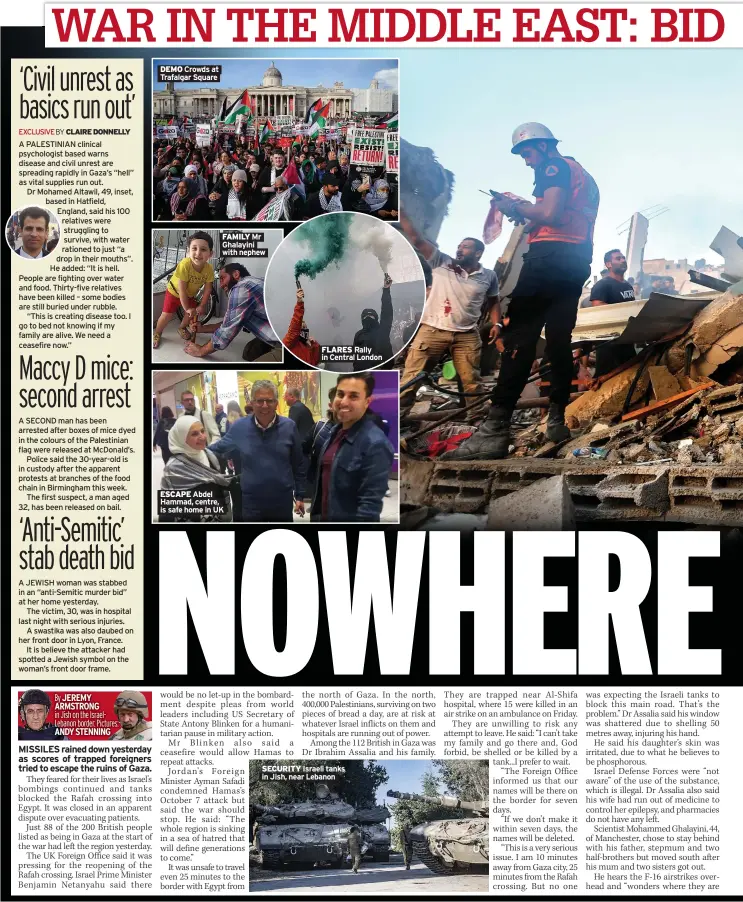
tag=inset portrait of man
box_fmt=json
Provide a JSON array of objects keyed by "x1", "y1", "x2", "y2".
[
  {"x1": 109, "y1": 690, "x2": 153, "y2": 741},
  {"x1": 6, "y1": 206, "x2": 60, "y2": 260},
  {"x1": 18, "y1": 689, "x2": 67, "y2": 741}
]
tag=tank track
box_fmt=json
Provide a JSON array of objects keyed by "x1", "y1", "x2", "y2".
[
  {"x1": 261, "y1": 850, "x2": 282, "y2": 870},
  {"x1": 371, "y1": 846, "x2": 390, "y2": 863},
  {"x1": 413, "y1": 841, "x2": 457, "y2": 875}
]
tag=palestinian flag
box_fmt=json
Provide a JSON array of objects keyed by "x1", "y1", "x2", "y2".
[
  {"x1": 283, "y1": 158, "x2": 306, "y2": 201},
  {"x1": 374, "y1": 111, "x2": 398, "y2": 129},
  {"x1": 259, "y1": 119, "x2": 275, "y2": 144},
  {"x1": 308, "y1": 102, "x2": 331, "y2": 136},
  {"x1": 216, "y1": 97, "x2": 228, "y2": 123},
  {"x1": 305, "y1": 98, "x2": 323, "y2": 123},
  {"x1": 167, "y1": 117, "x2": 175, "y2": 126},
  {"x1": 224, "y1": 89, "x2": 253, "y2": 125}
]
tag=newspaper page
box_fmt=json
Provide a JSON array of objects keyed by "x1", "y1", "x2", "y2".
[{"x1": 3, "y1": 2, "x2": 742, "y2": 901}]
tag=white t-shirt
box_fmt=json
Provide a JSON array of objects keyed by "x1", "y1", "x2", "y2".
[{"x1": 421, "y1": 250, "x2": 499, "y2": 332}]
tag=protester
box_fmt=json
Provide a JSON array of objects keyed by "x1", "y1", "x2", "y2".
[
  {"x1": 184, "y1": 163, "x2": 209, "y2": 198},
  {"x1": 108, "y1": 691, "x2": 153, "y2": 741},
  {"x1": 169, "y1": 178, "x2": 210, "y2": 222},
  {"x1": 208, "y1": 380, "x2": 306, "y2": 522},
  {"x1": 303, "y1": 174, "x2": 343, "y2": 217},
  {"x1": 352, "y1": 274, "x2": 394, "y2": 370},
  {"x1": 153, "y1": 231, "x2": 214, "y2": 349},
  {"x1": 252, "y1": 176, "x2": 303, "y2": 221},
  {"x1": 184, "y1": 262, "x2": 280, "y2": 361},
  {"x1": 258, "y1": 151, "x2": 287, "y2": 196},
  {"x1": 283, "y1": 287, "x2": 322, "y2": 365},
  {"x1": 398, "y1": 213, "x2": 500, "y2": 411},
  {"x1": 180, "y1": 390, "x2": 221, "y2": 443},
  {"x1": 18, "y1": 689, "x2": 67, "y2": 741},
  {"x1": 208, "y1": 164, "x2": 234, "y2": 216},
  {"x1": 447, "y1": 122, "x2": 599, "y2": 459},
  {"x1": 153, "y1": 406, "x2": 176, "y2": 464},
  {"x1": 160, "y1": 416, "x2": 233, "y2": 523},
  {"x1": 224, "y1": 169, "x2": 250, "y2": 220},
  {"x1": 310, "y1": 373, "x2": 394, "y2": 522},
  {"x1": 14, "y1": 206, "x2": 51, "y2": 259}
]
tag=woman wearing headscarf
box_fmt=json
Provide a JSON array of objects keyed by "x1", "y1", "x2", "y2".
[
  {"x1": 223, "y1": 169, "x2": 250, "y2": 221},
  {"x1": 160, "y1": 416, "x2": 233, "y2": 523},
  {"x1": 153, "y1": 406, "x2": 176, "y2": 464},
  {"x1": 338, "y1": 153, "x2": 351, "y2": 181},
  {"x1": 363, "y1": 178, "x2": 397, "y2": 219},
  {"x1": 245, "y1": 163, "x2": 265, "y2": 217},
  {"x1": 209, "y1": 164, "x2": 234, "y2": 218},
  {"x1": 184, "y1": 163, "x2": 209, "y2": 198},
  {"x1": 300, "y1": 159, "x2": 319, "y2": 194},
  {"x1": 169, "y1": 178, "x2": 210, "y2": 222}
]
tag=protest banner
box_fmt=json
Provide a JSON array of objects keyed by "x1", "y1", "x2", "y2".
[{"x1": 351, "y1": 128, "x2": 386, "y2": 166}]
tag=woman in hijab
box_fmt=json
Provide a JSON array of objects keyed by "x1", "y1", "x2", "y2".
[
  {"x1": 169, "y1": 178, "x2": 210, "y2": 222},
  {"x1": 153, "y1": 406, "x2": 176, "y2": 464},
  {"x1": 363, "y1": 178, "x2": 397, "y2": 219},
  {"x1": 300, "y1": 159, "x2": 319, "y2": 193},
  {"x1": 184, "y1": 163, "x2": 209, "y2": 198},
  {"x1": 338, "y1": 153, "x2": 351, "y2": 180},
  {"x1": 160, "y1": 416, "x2": 233, "y2": 522},
  {"x1": 223, "y1": 169, "x2": 250, "y2": 221},
  {"x1": 209, "y1": 164, "x2": 234, "y2": 217}
]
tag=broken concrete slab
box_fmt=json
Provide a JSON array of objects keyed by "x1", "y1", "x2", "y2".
[
  {"x1": 400, "y1": 457, "x2": 435, "y2": 507},
  {"x1": 487, "y1": 474, "x2": 575, "y2": 530},
  {"x1": 648, "y1": 365, "x2": 681, "y2": 401},
  {"x1": 564, "y1": 363, "x2": 650, "y2": 426},
  {"x1": 666, "y1": 289, "x2": 743, "y2": 373}
]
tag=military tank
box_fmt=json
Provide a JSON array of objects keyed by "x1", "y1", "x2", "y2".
[
  {"x1": 387, "y1": 790, "x2": 489, "y2": 875},
  {"x1": 252, "y1": 786, "x2": 390, "y2": 869}
]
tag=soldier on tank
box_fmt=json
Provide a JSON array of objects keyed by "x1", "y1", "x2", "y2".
[
  {"x1": 109, "y1": 690, "x2": 153, "y2": 741},
  {"x1": 18, "y1": 689, "x2": 67, "y2": 741},
  {"x1": 347, "y1": 826, "x2": 362, "y2": 873}
]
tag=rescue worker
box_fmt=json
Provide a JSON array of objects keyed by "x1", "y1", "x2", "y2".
[
  {"x1": 18, "y1": 689, "x2": 67, "y2": 740},
  {"x1": 109, "y1": 690, "x2": 153, "y2": 741},
  {"x1": 352, "y1": 274, "x2": 394, "y2": 370},
  {"x1": 347, "y1": 825, "x2": 362, "y2": 873},
  {"x1": 447, "y1": 123, "x2": 599, "y2": 459},
  {"x1": 401, "y1": 826, "x2": 414, "y2": 869}
]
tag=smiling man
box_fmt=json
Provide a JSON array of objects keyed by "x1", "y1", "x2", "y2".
[
  {"x1": 208, "y1": 380, "x2": 306, "y2": 522},
  {"x1": 18, "y1": 689, "x2": 67, "y2": 741},
  {"x1": 310, "y1": 373, "x2": 394, "y2": 523},
  {"x1": 15, "y1": 207, "x2": 50, "y2": 259}
]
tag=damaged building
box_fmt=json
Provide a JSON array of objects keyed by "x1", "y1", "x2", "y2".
[{"x1": 401, "y1": 224, "x2": 743, "y2": 528}]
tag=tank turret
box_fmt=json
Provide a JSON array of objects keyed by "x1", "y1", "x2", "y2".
[{"x1": 387, "y1": 789, "x2": 488, "y2": 875}]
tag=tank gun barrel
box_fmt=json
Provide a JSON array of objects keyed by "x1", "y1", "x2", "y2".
[{"x1": 386, "y1": 791, "x2": 487, "y2": 812}]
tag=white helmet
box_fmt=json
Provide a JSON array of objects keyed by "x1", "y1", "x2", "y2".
[{"x1": 511, "y1": 123, "x2": 559, "y2": 154}]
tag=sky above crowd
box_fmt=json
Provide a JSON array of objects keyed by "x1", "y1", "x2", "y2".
[
  {"x1": 153, "y1": 58, "x2": 398, "y2": 91},
  {"x1": 403, "y1": 48, "x2": 742, "y2": 274}
]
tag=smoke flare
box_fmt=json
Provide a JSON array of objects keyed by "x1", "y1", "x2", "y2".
[
  {"x1": 352, "y1": 220, "x2": 393, "y2": 272},
  {"x1": 294, "y1": 215, "x2": 352, "y2": 280}
]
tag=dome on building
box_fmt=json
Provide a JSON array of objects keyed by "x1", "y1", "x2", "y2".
[{"x1": 262, "y1": 62, "x2": 283, "y2": 88}]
